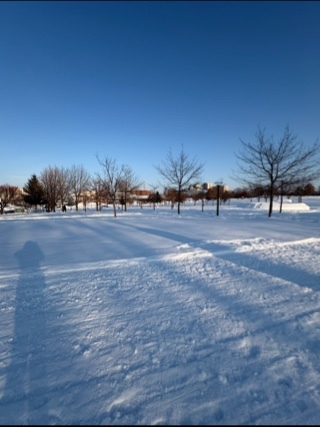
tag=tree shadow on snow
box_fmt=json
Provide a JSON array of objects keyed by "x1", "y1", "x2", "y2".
[
  {"x1": 0, "y1": 241, "x2": 49, "y2": 424},
  {"x1": 121, "y1": 223, "x2": 201, "y2": 247},
  {"x1": 209, "y1": 245, "x2": 320, "y2": 293}
]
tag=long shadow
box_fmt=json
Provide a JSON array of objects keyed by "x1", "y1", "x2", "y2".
[
  {"x1": 128, "y1": 228, "x2": 320, "y2": 423},
  {"x1": 0, "y1": 241, "x2": 49, "y2": 424},
  {"x1": 123, "y1": 224, "x2": 320, "y2": 423},
  {"x1": 119, "y1": 223, "x2": 203, "y2": 247},
  {"x1": 126, "y1": 222, "x2": 320, "y2": 292},
  {"x1": 210, "y1": 244, "x2": 320, "y2": 292}
]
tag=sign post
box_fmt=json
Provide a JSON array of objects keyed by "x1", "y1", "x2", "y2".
[{"x1": 216, "y1": 184, "x2": 220, "y2": 216}]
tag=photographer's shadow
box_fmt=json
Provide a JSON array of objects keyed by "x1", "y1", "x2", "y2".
[{"x1": 0, "y1": 241, "x2": 49, "y2": 424}]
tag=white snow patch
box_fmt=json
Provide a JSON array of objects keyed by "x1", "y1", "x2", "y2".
[{"x1": 254, "y1": 201, "x2": 310, "y2": 211}]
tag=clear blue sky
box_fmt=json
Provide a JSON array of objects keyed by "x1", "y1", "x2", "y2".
[{"x1": 1, "y1": 1, "x2": 320, "y2": 190}]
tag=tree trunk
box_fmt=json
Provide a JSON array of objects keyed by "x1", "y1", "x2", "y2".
[
  {"x1": 279, "y1": 193, "x2": 283, "y2": 213},
  {"x1": 177, "y1": 187, "x2": 181, "y2": 215},
  {"x1": 112, "y1": 201, "x2": 117, "y2": 217}
]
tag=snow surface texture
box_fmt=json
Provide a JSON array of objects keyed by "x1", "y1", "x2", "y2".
[
  {"x1": 254, "y1": 201, "x2": 310, "y2": 211},
  {"x1": 1, "y1": 197, "x2": 320, "y2": 425}
]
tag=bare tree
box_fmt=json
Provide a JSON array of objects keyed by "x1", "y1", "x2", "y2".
[
  {"x1": 97, "y1": 156, "x2": 123, "y2": 217},
  {"x1": 40, "y1": 166, "x2": 60, "y2": 212},
  {"x1": 0, "y1": 184, "x2": 20, "y2": 214},
  {"x1": 148, "y1": 183, "x2": 160, "y2": 210},
  {"x1": 235, "y1": 125, "x2": 320, "y2": 217},
  {"x1": 56, "y1": 167, "x2": 71, "y2": 210},
  {"x1": 91, "y1": 176, "x2": 108, "y2": 211},
  {"x1": 206, "y1": 186, "x2": 217, "y2": 205},
  {"x1": 302, "y1": 182, "x2": 316, "y2": 196},
  {"x1": 69, "y1": 164, "x2": 91, "y2": 212},
  {"x1": 195, "y1": 190, "x2": 206, "y2": 212},
  {"x1": 119, "y1": 165, "x2": 141, "y2": 212},
  {"x1": 155, "y1": 146, "x2": 204, "y2": 214},
  {"x1": 164, "y1": 188, "x2": 179, "y2": 210},
  {"x1": 248, "y1": 183, "x2": 269, "y2": 202}
]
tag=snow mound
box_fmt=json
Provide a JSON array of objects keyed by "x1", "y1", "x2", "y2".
[{"x1": 254, "y1": 201, "x2": 310, "y2": 211}]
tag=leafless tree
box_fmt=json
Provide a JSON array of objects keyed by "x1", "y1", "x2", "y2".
[
  {"x1": 155, "y1": 146, "x2": 204, "y2": 214},
  {"x1": 198, "y1": 191, "x2": 206, "y2": 212},
  {"x1": 235, "y1": 125, "x2": 320, "y2": 217},
  {"x1": 97, "y1": 156, "x2": 124, "y2": 217},
  {"x1": 91, "y1": 176, "x2": 108, "y2": 211},
  {"x1": 69, "y1": 164, "x2": 91, "y2": 212},
  {"x1": 40, "y1": 166, "x2": 60, "y2": 212},
  {"x1": 248, "y1": 183, "x2": 269, "y2": 202},
  {"x1": 148, "y1": 183, "x2": 160, "y2": 210},
  {"x1": 0, "y1": 184, "x2": 20, "y2": 214},
  {"x1": 206, "y1": 187, "x2": 217, "y2": 205},
  {"x1": 191, "y1": 190, "x2": 206, "y2": 211},
  {"x1": 165, "y1": 188, "x2": 177, "y2": 210},
  {"x1": 57, "y1": 167, "x2": 71, "y2": 210},
  {"x1": 302, "y1": 182, "x2": 316, "y2": 196},
  {"x1": 119, "y1": 165, "x2": 141, "y2": 212}
]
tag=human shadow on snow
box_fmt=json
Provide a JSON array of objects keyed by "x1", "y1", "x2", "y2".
[{"x1": 0, "y1": 241, "x2": 49, "y2": 424}]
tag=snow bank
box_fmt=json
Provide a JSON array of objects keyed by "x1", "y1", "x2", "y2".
[{"x1": 254, "y1": 201, "x2": 310, "y2": 211}]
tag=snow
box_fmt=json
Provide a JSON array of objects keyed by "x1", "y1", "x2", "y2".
[
  {"x1": 254, "y1": 201, "x2": 310, "y2": 211},
  {"x1": 1, "y1": 197, "x2": 320, "y2": 425}
]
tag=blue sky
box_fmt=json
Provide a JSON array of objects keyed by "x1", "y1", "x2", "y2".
[{"x1": 1, "y1": 1, "x2": 320, "y2": 190}]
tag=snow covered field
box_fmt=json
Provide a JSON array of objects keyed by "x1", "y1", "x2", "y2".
[{"x1": 1, "y1": 197, "x2": 320, "y2": 425}]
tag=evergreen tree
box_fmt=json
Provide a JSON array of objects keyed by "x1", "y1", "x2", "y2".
[{"x1": 23, "y1": 174, "x2": 45, "y2": 210}]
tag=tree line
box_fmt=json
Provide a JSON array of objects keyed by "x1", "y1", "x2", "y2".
[{"x1": 1, "y1": 125, "x2": 320, "y2": 217}]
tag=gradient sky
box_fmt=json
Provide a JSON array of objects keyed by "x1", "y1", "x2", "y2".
[{"x1": 1, "y1": 1, "x2": 320, "y2": 190}]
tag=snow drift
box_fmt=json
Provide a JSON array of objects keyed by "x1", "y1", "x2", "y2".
[{"x1": 254, "y1": 201, "x2": 310, "y2": 211}]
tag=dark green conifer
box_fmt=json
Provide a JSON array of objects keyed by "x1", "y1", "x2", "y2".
[{"x1": 23, "y1": 174, "x2": 45, "y2": 210}]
